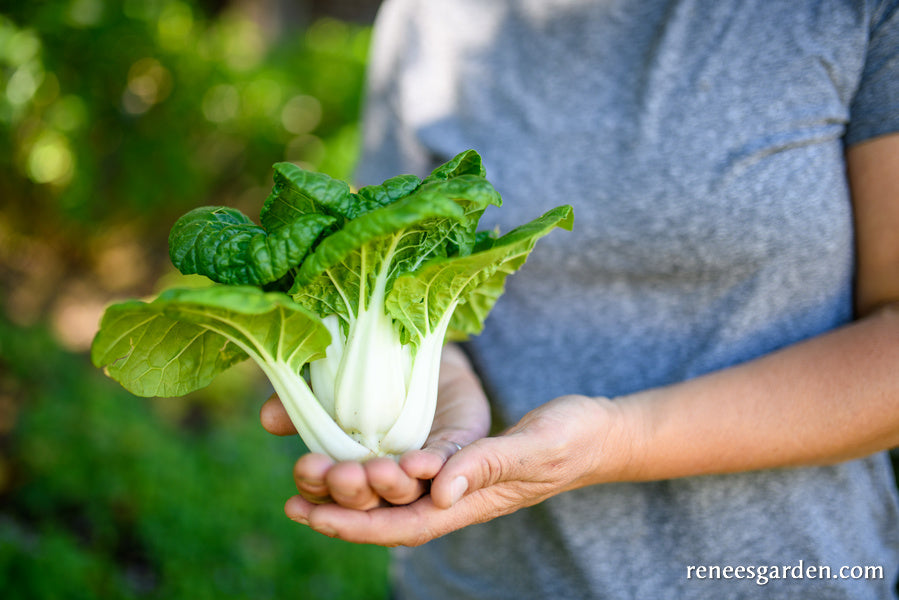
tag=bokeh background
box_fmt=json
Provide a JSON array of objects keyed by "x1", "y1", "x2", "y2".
[{"x1": 0, "y1": 1, "x2": 391, "y2": 597}]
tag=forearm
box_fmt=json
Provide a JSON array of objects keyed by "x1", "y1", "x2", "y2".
[{"x1": 603, "y1": 303, "x2": 899, "y2": 484}]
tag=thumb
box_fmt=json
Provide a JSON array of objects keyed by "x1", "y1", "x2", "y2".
[
  {"x1": 259, "y1": 394, "x2": 297, "y2": 436},
  {"x1": 429, "y1": 434, "x2": 530, "y2": 509}
]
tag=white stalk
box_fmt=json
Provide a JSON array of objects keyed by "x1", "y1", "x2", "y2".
[
  {"x1": 379, "y1": 300, "x2": 458, "y2": 455},
  {"x1": 263, "y1": 361, "x2": 373, "y2": 462},
  {"x1": 333, "y1": 301, "x2": 411, "y2": 450},
  {"x1": 174, "y1": 310, "x2": 372, "y2": 460},
  {"x1": 333, "y1": 239, "x2": 411, "y2": 452},
  {"x1": 308, "y1": 314, "x2": 345, "y2": 419}
]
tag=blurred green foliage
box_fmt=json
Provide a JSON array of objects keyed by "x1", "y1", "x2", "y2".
[
  {"x1": 0, "y1": 1, "x2": 390, "y2": 597},
  {"x1": 1, "y1": 0, "x2": 369, "y2": 238},
  {"x1": 0, "y1": 317, "x2": 389, "y2": 599}
]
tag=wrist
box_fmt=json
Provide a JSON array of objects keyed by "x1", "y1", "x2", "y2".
[{"x1": 579, "y1": 393, "x2": 653, "y2": 486}]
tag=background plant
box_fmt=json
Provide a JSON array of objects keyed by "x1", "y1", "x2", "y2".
[{"x1": 0, "y1": 1, "x2": 389, "y2": 597}]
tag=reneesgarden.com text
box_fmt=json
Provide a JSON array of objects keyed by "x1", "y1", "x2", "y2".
[{"x1": 686, "y1": 561, "x2": 884, "y2": 586}]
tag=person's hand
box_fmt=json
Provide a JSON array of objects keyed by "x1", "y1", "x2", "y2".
[
  {"x1": 280, "y1": 393, "x2": 633, "y2": 547},
  {"x1": 259, "y1": 344, "x2": 491, "y2": 510}
]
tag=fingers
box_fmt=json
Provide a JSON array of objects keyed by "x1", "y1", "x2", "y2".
[
  {"x1": 293, "y1": 453, "x2": 429, "y2": 509},
  {"x1": 284, "y1": 437, "x2": 537, "y2": 546},
  {"x1": 429, "y1": 436, "x2": 529, "y2": 509},
  {"x1": 284, "y1": 493, "x2": 459, "y2": 547},
  {"x1": 293, "y1": 436, "x2": 477, "y2": 512},
  {"x1": 293, "y1": 453, "x2": 334, "y2": 503},
  {"x1": 284, "y1": 396, "x2": 610, "y2": 546},
  {"x1": 259, "y1": 394, "x2": 297, "y2": 436},
  {"x1": 324, "y1": 461, "x2": 383, "y2": 510},
  {"x1": 399, "y1": 438, "x2": 464, "y2": 480},
  {"x1": 294, "y1": 454, "x2": 383, "y2": 510},
  {"x1": 365, "y1": 457, "x2": 429, "y2": 505},
  {"x1": 283, "y1": 475, "x2": 504, "y2": 547}
]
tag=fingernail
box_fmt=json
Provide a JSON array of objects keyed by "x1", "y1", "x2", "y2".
[
  {"x1": 448, "y1": 476, "x2": 468, "y2": 506},
  {"x1": 290, "y1": 515, "x2": 309, "y2": 526}
]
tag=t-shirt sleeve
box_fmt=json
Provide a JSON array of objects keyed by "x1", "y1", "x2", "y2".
[{"x1": 845, "y1": 0, "x2": 899, "y2": 145}]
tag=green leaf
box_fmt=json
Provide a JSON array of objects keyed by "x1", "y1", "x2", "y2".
[
  {"x1": 260, "y1": 162, "x2": 355, "y2": 230},
  {"x1": 386, "y1": 205, "x2": 574, "y2": 342},
  {"x1": 168, "y1": 206, "x2": 335, "y2": 286},
  {"x1": 351, "y1": 174, "x2": 422, "y2": 217},
  {"x1": 419, "y1": 151, "x2": 500, "y2": 255},
  {"x1": 422, "y1": 149, "x2": 487, "y2": 183},
  {"x1": 91, "y1": 286, "x2": 330, "y2": 398},
  {"x1": 421, "y1": 175, "x2": 502, "y2": 256},
  {"x1": 292, "y1": 276, "x2": 352, "y2": 329},
  {"x1": 297, "y1": 175, "x2": 500, "y2": 280},
  {"x1": 291, "y1": 188, "x2": 465, "y2": 313}
]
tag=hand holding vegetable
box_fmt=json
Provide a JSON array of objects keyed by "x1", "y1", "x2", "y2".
[
  {"x1": 261, "y1": 344, "x2": 490, "y2": 509},
  {"x1": 277, "y1": 390, "x2": 633, "y2": 547},
  {"x1": 92, "y1": 150, "x2": 571, "y2": 463}
]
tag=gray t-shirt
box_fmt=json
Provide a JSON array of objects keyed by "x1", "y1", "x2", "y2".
[{"x1": 356, "y1": 1, "x2": 899, "y2": 598}]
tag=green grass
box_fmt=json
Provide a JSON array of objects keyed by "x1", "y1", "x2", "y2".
[{"x1": 0, "y1": 319, "x2": 390, "y2": 599}]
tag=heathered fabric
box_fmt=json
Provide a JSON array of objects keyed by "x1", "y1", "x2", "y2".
[{"x1": 355, "y1": 1, "x2": 899, "y2": 598}]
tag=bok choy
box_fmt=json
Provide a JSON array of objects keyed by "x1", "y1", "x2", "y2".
[{"x1": 91, "y1": 150, "x2": 573, "y2": 461}]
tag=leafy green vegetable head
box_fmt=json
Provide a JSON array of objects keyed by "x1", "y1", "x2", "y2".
[{"x1": 92, "y1": 150, "x2": 573, "y2": 460}]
